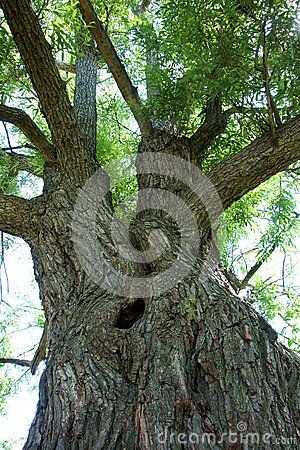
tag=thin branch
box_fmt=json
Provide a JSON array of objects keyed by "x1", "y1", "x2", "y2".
[
  {"x1": 77, "y1": 0, "x2": 153, "y2": 136},
  {"x1": 282, "y1": 251, "x2": 287, "y2": 290},
  {"x1": 0, "y1": 105, "x2": 55, "y2": 162},
  {"x1": 0, "y1": 121, "x2": 40, "y2": 175},
  {"x1": 30, "y1": 325, "x2": 47, "y2": 375},
  {"x1": 239, "y1": 243, "x2": 277, "y2": 290},
  {"x1": 190, "y1": 96, "x2": 236, "y2": 162},
  {"x1": 0, "y1": 231, "x2": 9, "y2": 303},
  {"x1": 255, "y1": 22, "x2": 282, "y2": 136},
  {"x1": 261, "y1": 24, "x2": 276, "y2": 136},
  {"x1": 2, "y1": 122, "x2": 13, "y2": 151},
  {"x1": 0, "y1": 323, "x2": 47, "y2": 373},
  {"x1": 0, "y1": 358, "x2": 31, "y2": 368},
  {"x1": 55, "y1": 60, "x2": 76, "y2": 74},
  {"x1": 1, "y1": 144, "x2": 35, "y2": 151}
]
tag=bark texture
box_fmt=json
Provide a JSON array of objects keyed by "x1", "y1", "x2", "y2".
[
  {"x1": 0, "y1": 1, "x2": 299, "y2": 449},
  {"x1": 78, "y1": 0, "x2": 153, "y2": 136},
  {"x1": 21, "y1": 135, "x2": 300, "y2": 449},
  {"x1": 74, "y1": 42, "x2": 98, "y2": 159},
  {"x1": 24, "y1": 226, "x2": 300, "y2": 449},
  {"x1": 0, "y1": 105, "x2": 56, "y2": 162}
]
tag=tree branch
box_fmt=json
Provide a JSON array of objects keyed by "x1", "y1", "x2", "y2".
[
  {"x1": 0, "y1": 358, "x2": 31, "y2": 368},
  {"x1": 0, "y1": 0, "x2": 96, "y2": 181},
  {"x1": 0, "y1": 193, "x2": 36, "y2": 240},
  {"x1": 0, "y1": 150, "x2": 40, "y2": 176},
  {"x1": 55, "y1": 60, "x2": 76, "y2": 74},
  {"x1": 0, "y1": 105, "x2": 55, "y2": 162},
  {"x1": 77, "y1": 0, "x2": 153, "y2": 136},
  {"x1": 30, "y1": 325, "x2": 47, "y2": 375},
  {"x1": 190, "y1": 96, "x2": 235, "y2": 162},
  {"x1": 239, "y1": 242, "x2": 277, "y2": 290},
  {"x1": 134, "y1": 0, "x2": 152, "y2": 15},
  {"x1": 208, "y1": 114, "x2": 300, "y2": 218},
  {"x1": 255, "y1": 23, "x2": 282, "y2": 136}
]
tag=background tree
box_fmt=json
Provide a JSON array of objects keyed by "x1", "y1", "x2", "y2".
[{"x1": 0, "y1": 0, "x2": 300, "y2": 448}]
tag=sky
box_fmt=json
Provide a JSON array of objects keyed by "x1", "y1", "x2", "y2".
[{"x1": 0, "y1": 240, "x2": 42, "y2": 449}]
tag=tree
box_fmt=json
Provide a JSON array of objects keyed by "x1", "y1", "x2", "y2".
[{"x1": 0, "y1": 0, "x2": 300, "y2": 448}]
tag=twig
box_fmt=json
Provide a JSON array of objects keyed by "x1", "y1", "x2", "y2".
[{"x1": 0, "y1": 358, "x2": 31, "y2": 368}]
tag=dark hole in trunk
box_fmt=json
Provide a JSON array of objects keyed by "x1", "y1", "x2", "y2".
[{"x1": 115, "y1": 298, "x2": 145, "y2": 329}]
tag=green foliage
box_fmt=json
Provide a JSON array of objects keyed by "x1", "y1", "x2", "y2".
[
  {"x1": 220, "y1": 170, "x2": 300, "y2": 351},
  {"x1": 0, "y1": 317, "x2": 14, "y2": 415},
  {"x1": 1, "y1": 0, "x2": 300, "y2": 137},
  {"x1": 0, "y1": 151, "x2": 18, "y2": 195},
  {"x1": 251, "y1": 278, "x2": 300, "y2": 352},
  {"x1": 96, "y1": 92, "x2": 139, "y2": 206},
  {"x1": 220, "y1": 173, "x2": 300, "y2": 270},
  {"x1": 130, "y1": 0, "x2": 300, "y2": 133},
  {"x1": 35, "y1": 309, "x2": 46, "y2": 329},
  {"x1": 251, "y1": 278, "x2": 282, "y2": 320},
  {"x1": 183, "y1": 292, "x2": 199, "y2": 320},
  {"x1": 0, "y1": 440, "x2": 13, "y2": 450}
]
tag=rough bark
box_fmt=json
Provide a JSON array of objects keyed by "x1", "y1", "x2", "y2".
[
  {"x1": 1, "y1": 2, "x2": 300, "y2": 449},
  {"x1": 0, "y1": 0, "x2": 96, "y2": 182},
  {"x1": 208, "y1": 113, "x2": 300, "y2": 218},
  {"x1": 190, "y1": 97, "x2": 234, "y2": 164},
  {"x1": 19, "y1": 136, "x2": 300, "y2": 450},
  {"x1": 24, "y1": 233, "x2": 300, "y2": 449},
  {"x1": 74, "y1": 42, "x2": 98, "y2": 159},
  {"x1": 0, "y1": 193, "x2": 37, "y2": 240},
  {"x1": 77, "y1": 0, "x2": 153, "y2": 136}
]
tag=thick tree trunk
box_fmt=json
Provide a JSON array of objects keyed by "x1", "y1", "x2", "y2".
[
  {"x1": 1, "y1": 3, "x2": 299, "y2": 449},
  {"x1": 24, "y1": 254, "x2": 300, "y2": 449},
  {"x1": 24, "y1": 136, "x2": 300, "y2": 450}
]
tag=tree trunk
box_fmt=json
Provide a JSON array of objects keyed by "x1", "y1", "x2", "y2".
[
  {"x1": 74, "y1": 41, "x2": 98, "y2": 159},
  {"x1": 1, "y1": 2, "x2": 299, "y2": 448},
  {"x1": 24, "y1": 254, "x2": 300, "y2": 449},
  {"x1": 24, "y1": 136, "x2": 300, "y2": 450}
]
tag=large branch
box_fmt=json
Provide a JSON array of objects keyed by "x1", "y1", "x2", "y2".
[
  {"x1": 0, "y1": 193, "x2": 36, "y2": 240},
  {"x1": 77, "y1": 0, "x2": 153, "y2": 136},
  {"x1": 208, "y1": 114, "x2": 300, "y2": 215},
  {"x1": 0, "y1": 0, "x2": 95, "y2": 181},
  {"x1": 0, "y1": 105, "x2": 56, "y2": 162}
]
